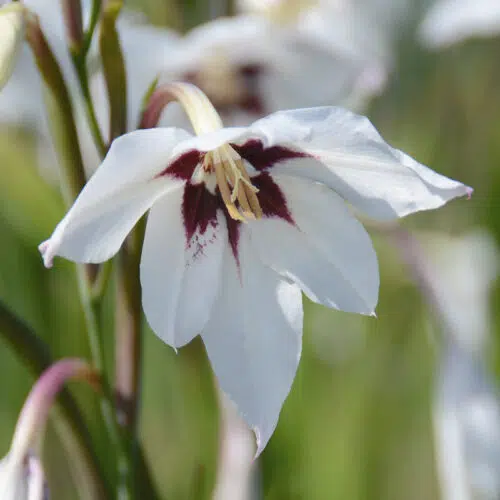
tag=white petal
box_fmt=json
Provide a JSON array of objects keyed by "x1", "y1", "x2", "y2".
[
  {"x1": 27, "y1": 456, "x2": 45, "y2": 500},
  {"x1": 247, "y1": 107, "x2": 471, "y2": 220},
  {"x1": 202, "y1": 231, "x2": 303, "y2": 455},
  {"x1": 419, "y1": 0, "x2": 500, "y2": 49},
  {"x1": 140, "y1": 188, "x2": 226, "y2": 348},
  {"x1": 250, "y1": 175, "x2": 379, "y2": 314},
  {"x1": 39, "y1": 128, "x2": 192, "y2": 266},
  {"x1": 0, "y1": 455, "x2": 27, "y2": 500}
]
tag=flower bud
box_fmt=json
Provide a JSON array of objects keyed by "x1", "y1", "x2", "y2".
[
  {"x1": 0, "y1": 3, "x2": 25, "y2": 91},
  {"x1": 0, "y1": 359, "x2": 98, "y2": 499}
]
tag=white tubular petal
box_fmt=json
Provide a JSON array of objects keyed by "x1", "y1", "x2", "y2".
[
  {"x1": 140, "y1": 188, "x2": 226, "y2": 349},
  {"x1": 202, "y1": 232, "x2": 303, "y2": 455},
  {"x1": 39, "y1": 128, "x2": 191, "y2": 266},
  {"x1": 250, "y1": 175, "x2": 379, "y2": 315},
  {"x1": 27, "y1": 456, "x2": 45, "y2": 500},
  {"x1": 249, "y1": 107, "x2": 471, "y2": 220},
  {"x1": 0, "y1": 455, "x2": 27, "y2": 500}
]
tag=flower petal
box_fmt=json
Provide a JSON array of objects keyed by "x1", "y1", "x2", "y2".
[
  {"x1": 140, "y1": 187, "x2": 227, "y2": 348},
  {"x1": 0, "y1": 455, "x2": 27, "y2": 500},
  {"x1": 246, "y1": 107, "x2": 471, "y2": 220},
  {"x1": 419, "y1": 0, "x2": 500, "y2": 49},
  {"x1": 202, "y1": 231, "x2": 303, "y2": 455},
  {"x1": 249, "y1": 175, "x2": 379, "y2": 314},
  {"x1": 39, "y1": 128, "x2": 192, "y2": 267}
]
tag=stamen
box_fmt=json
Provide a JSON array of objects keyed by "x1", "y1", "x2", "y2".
[
  {"x1": 212, "y1": 152, "x2": 245, "y2": 222},
  {"x1": 158, "y1": 82, "x2": 263, "y2": 221}
]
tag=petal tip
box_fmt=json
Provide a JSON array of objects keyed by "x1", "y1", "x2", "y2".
[
  {"x1": 252, "y1": 426, "x2": 264, "y2": 459},
  {"x1": 38, "y1": 240, "x2": 54, "y2": 268},
  {"x1": 466, "y1": 186, "x2": 473, "y2": 200}
]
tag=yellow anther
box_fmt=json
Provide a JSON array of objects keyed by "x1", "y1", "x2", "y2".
[{"x1": 206, "y1": 145, "x2": 263, "y2": 222}]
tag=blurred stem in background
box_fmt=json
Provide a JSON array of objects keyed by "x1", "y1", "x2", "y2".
[{"x1": 69, "y1": 0, "x2": 108, "y2": 157}]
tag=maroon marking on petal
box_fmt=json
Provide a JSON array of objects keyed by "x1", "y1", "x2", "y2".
[
  {"x1": 232, "y1": 139, "x2": 310, "y2": 171},
  {"x1": 182, "y1": 182, "x2": 243, "y2": 264},
  {"x1": 253, "y1": 173, "x2": 294, "y2": 225},
  {"x1": 182, "y1": 182, "x2": 218, "y2": 243},
  {"x1": 157, "y1": 150, "x2": 202, "y2": 181}
]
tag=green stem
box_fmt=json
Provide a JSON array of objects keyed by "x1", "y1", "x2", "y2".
[
  {"x1": 114, "y1": 218, "x2": 145, "y2": 498},
  {"x1": 81, "y1": 0, "x2": 102, "y2": 56},
  {"x1": 76, "y1": 264, "x2": 131, "y2": 499},
  {"x1": 0, "y1": 301, "x2": 111, "y2": 499},
  {"x1": 73, "y1": 59, "x2": 108, "y2": 157},
  {"x1": 70, "y1": 0, "x2": 107, "y2": 157},
  {"x1": 91, "y1": 261, "x2": 113, "y2": 303}
]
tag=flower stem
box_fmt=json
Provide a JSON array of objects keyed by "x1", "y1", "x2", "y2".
[
  {"x1": 75, "y1": 263, "x2": 130, "y2": 499},
  {"x1": 70, "y1": 0, "x2": 107, "y2": 157},
  {"x1": 114, "y1": 218, "x2": 146, "y2": 498},
  {"x1": 73, "y1": 59, "x2": 108, "y2": 157},
  {"x1": 81, "y1": 0, "x2": 102, "y2": 56}
]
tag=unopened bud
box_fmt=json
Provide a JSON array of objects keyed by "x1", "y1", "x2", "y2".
[{"x1": 0, "y1": 3, "x2": 25, "y2": 91}]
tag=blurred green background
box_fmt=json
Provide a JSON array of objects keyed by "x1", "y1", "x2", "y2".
[{"x1": 0, "y1": 1, "x2": 499, "y2": 499}]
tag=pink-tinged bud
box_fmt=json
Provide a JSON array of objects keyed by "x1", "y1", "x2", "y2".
[
  {"x1": 0, "y1": 359, "x2": 97, "y2": 498},
  {"x1": 10, "y1": 359, "x2": 98, "y2": 459},
  {"x1": 62, "y1": 0, "x2": 84, "y2": 50}
]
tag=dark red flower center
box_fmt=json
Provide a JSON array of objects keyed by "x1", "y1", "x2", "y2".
[{"x1": 158, "y1": 139, "x2": 308, "y2": 262}]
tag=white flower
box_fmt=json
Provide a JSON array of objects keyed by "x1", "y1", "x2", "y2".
[
  {"x1": 0, "y1": 3, "x2": 25, "y2": 91},
  {"x1": 39, "y1": 83, "x2": 471, "y2": 453},
  {"x1": 424, "y1": 231, "x2": 500, "y2": 499},
  {"x1": 0, "y1": 0, "x2": 87, "y2": 175},
  {"x1": 236, "y1": 0, "x2": 415, "y2": 108},
  {"x1": 419, "y1": 0, "x2": 500, "y2": 49},
  {"x1": 154, "y1": 14, "x2": 378, "y2": 124}
]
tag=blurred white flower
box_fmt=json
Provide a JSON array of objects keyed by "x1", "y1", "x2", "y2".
[
  {"x1": 149, "y1": 13, "x2": 384, "y2": 125},
  {"x1": 0, "y1": 3, "x2": 25, "y2": 92},
  {"x1": 39, "y1": 83, "x2": 471, "y2": 453},
  {"x1": 409, "y1": 231, "x2": 500, "y2": 500},
  {"x1": 0, "y1": 0, "x2": 88, "y2": 176},
  {"x1": 419, "y1": 0, "x2": 500, "y2": 49},
  {"x1": 0, "y1": 1, "x2": 179, "y2": 175},
  {"x1": 237, "y1": 0, "x2": 415, "y2": 108}
]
